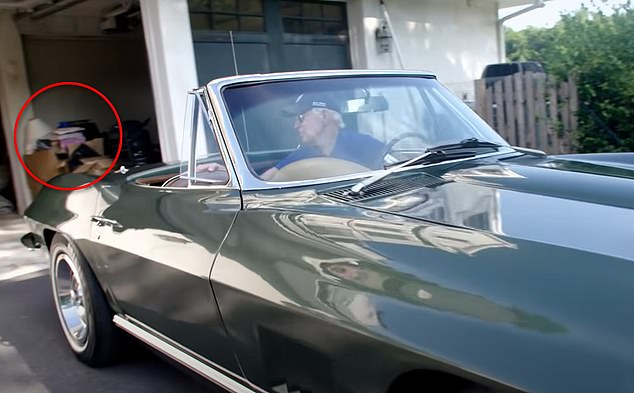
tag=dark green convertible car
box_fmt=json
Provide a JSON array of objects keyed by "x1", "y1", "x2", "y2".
[{"x1": 22, "y1": 70, "x2": 634, "y2": 393}]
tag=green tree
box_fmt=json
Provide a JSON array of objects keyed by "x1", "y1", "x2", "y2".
[{"x1": 506, "y1": 2, "x2": 634, "y2": 152}]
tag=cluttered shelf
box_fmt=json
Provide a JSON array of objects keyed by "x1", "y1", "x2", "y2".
[{"x1": 22, "y1": 118, "x2": 160, "y2": 195}]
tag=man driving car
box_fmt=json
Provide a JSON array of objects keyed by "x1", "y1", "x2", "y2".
[{"x1": 198, "y1": 93, "x2": 385, "y2": 181}]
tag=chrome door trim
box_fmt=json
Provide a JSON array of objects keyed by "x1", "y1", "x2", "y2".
[
  {"x1": 187, "y1": 90, "x2": 241, "y2": 191},
  {"x1": 113, "y1": 315, "x2": 265, "y2": 393}
]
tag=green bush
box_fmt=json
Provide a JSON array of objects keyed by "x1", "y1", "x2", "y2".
[{"x1": 506, "y1": 3, "x2": 634, "y2": 152}]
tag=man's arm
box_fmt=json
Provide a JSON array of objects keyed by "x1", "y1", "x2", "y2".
[
  {"x1": 197, "y1": 144, "x2": 312, "y2": 182},
  {"x1": 197, "y1": 162, "x2": 278, "y2": 181}
]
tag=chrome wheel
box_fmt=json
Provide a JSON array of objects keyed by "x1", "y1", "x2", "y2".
[
  {"x1": 52, "y1": 252, "x2": 89, "y2": 352},
  {"x1": 49, "y1": 234, "x2": 122, "y2": 366}
]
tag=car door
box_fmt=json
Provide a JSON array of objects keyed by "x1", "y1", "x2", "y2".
[{"x1": 89, "y1": 90, "x2": 243, "y2": 375}]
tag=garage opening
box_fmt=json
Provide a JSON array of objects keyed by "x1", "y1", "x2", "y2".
[{"x1": 14, "y1": 0, "x2": 159, "y2": 195}]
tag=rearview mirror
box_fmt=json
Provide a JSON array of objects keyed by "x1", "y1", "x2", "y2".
[{"x1": 343, "y1": 96, "x2": 389, "y2": 113}]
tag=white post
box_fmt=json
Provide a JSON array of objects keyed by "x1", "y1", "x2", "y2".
[
  {"x1": 497, "y1": 21, "x2": 506, "y2": 62},
  {"x1": 0, "y1": 12, "x2": 34, "y2": 213},
  {"x1": 139, "y1": 0, "x2": 198, "y2": 162},
  {"x1": 345, "y1": 0, "x2": 368, "y2": 69},
  {"x1": 497, "y1": 0, "x2": 546, "y2": 62}
]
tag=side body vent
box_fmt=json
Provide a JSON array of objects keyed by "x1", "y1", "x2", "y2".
[{"x1": 324, "y1": 173, "x2": 446, "y2": 202}]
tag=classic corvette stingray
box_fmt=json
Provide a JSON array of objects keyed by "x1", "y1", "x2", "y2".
[{"x1": 22, "y1": 70, "x2": 634, "y2": 393}]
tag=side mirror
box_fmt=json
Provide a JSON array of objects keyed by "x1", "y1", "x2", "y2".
[{"x1": 20, "y1": 233, "x2": 43, "y2": 250}]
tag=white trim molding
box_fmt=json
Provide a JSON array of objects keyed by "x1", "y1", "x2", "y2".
[
  {"x1": 0, "y1": 11, "x2": 34, "y2": 213},
  {"x1": 139, "y1": 0, "x2": 198, "y2": 163},
  {"x1": 113, "y1": 315, "x2": 263, "y2": 393}
]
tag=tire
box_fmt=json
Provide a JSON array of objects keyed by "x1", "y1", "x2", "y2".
[{"x1": 50, "y1": 233, "x2": 122, "y2": 366}]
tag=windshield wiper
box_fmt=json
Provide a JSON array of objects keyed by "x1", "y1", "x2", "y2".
[
  {"x1": 349, "y1": 138, "x2": 501, "y2": 196},
  {"x1": 426, "y1": 137, "x2": 503, "y2": 152},
  {"x1": 386, "y1": 138, "x2": 502, "y2": 169},
  {"x1": 349, "y1": 150, "x2": 475, "y2": 196}
]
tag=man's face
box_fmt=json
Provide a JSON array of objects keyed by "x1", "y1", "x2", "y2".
[{"x1": 294, "y1": 109, "x2": 325, "y2": 146}]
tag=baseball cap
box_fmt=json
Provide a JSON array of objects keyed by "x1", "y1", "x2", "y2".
[{"x1": 282, "y1": 93, "x2": 340, "y2": 116}]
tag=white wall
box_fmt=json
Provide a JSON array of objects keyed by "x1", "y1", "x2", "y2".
[
  {"x1": 348, "y1": 0, "x2": 499, "y2": 101},
  {"x1": 23, "y1": 37, "x2": 157, "y2": 142},
  {"x1": 0, "y1": 12, "x2": 33, "y2": 213},
  {"x1": 24, "y1": 37, "x2": 158, "y2": 140}
]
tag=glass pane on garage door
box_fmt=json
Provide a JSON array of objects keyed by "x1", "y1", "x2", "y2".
[
  {"x1": 193, "y1": 41, "x2": 271, "y2": 83},
  {"x1": 282, "y1": 44, "x2": 349, "y2": 71},
  {"x1": 280, "y1": 0, "x2": 346, "y2": 36},
  {"x1": 190, "y1": 0, "x2": 350, "y2": 81}
]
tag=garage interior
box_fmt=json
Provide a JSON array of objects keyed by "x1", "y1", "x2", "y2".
[{"x1": 0, "y1": 0, "x2": 158, "y2": 209}]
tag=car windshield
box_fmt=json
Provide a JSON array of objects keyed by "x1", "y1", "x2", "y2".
[{"x1": 222, "y1": 76, "x2": 508, "y2": 182}]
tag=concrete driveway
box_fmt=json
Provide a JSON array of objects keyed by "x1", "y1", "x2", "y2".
[{"x1": 0, "y1": 214, "x2": 48, "y2": 281}]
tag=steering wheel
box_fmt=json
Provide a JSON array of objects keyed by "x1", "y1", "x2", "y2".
[
  {"x1": 270, "y1": 157, "x2": 371, "y2": 182},
  {"x1": 384, "y1": 132, "x2": 428, "y2": 156}
]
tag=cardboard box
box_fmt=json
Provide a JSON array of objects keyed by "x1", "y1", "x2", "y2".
[
  {"x1": 68, "y1": 138, "x2": 104, "y2": 157},
  {"x1": 73, "y1": 157, "x2": 113, "y2": 176},
  {"x1": 23, "y1": 149, "x2": 68, "y2": 196},
  {"x1": 23, "y1": 138, "x2": 108, "y2": 196}
]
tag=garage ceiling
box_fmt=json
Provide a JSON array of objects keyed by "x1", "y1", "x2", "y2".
[{"x1": 0, "y1": 0, "x2": 142, "y2": 36}]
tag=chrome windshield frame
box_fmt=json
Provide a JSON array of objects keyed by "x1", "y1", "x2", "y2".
[{"x1": 205, "y1": 69, "x2": 509, "y2": 192}]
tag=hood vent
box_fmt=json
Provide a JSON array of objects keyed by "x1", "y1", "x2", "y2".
[{"x1": 324, "y1": 173, "x2": 446, "y2": 202}]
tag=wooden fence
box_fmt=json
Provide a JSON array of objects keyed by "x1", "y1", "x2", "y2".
[{"x1": 474, "y1": 73, "x2": 578, "y2": 154}]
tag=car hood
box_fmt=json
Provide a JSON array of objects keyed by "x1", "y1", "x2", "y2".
[
  {"x1": 353, "y1": 155, "x2": 634, "y2": 262},
  {"x1": 242, "y1": 154, "x2": 634, "y2": 391}
]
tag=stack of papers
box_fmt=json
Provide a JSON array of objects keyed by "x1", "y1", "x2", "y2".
[
  {"x1": 53, "y1": 126, "x2": 85, "y2": 135},
  {"x1": 49, "y1": 127, "x2": 86, "y2": 148}
]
